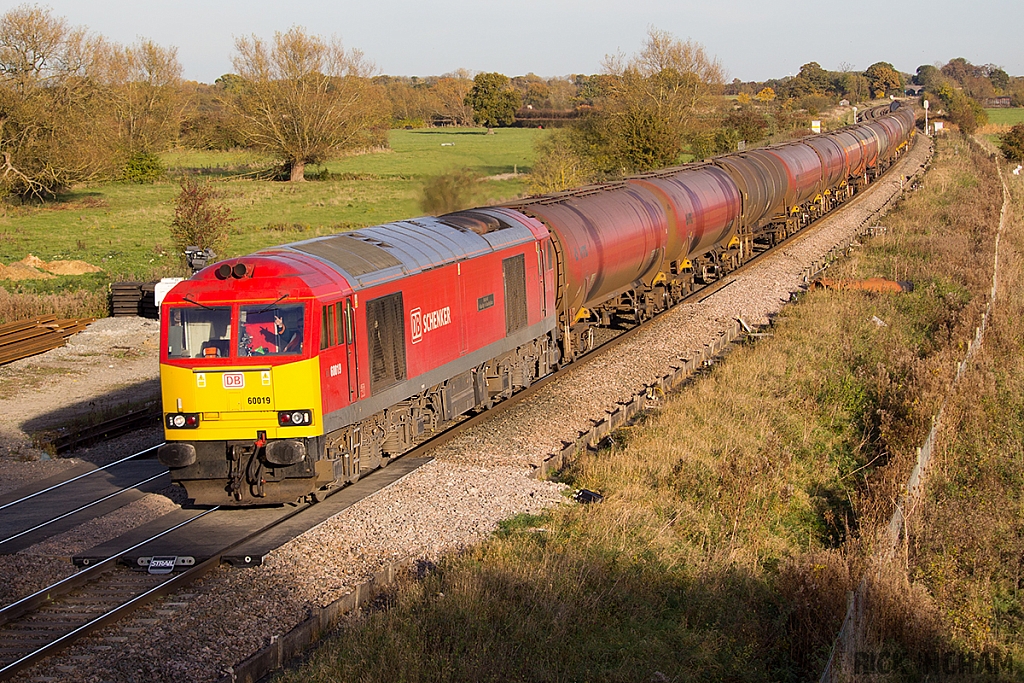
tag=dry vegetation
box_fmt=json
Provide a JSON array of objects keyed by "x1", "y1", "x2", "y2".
[
  {"x1": 899, "y1": 152, "x2": 1024, "y2": 671},
  {"x1": 0, "y1": 287, "x2": 107, "y2": 325},
  {"x1": 271, "y1": 137, "x2": 1013, "y2": 682}
]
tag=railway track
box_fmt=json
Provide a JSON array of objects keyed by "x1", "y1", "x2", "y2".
[
  {"x1": 0, "y1": 509, "x2": 217, "y2": 680},
  {"x1": 0, "y1": 136, "x2": 923, "y2": 681},
  {"x1": 43, "y1": 404, "x2": 162, "y2": 455},
  {"x1": 0, "y1": 453, "x2": 431, "y2": 681},
  {"x1": 0, "y1": 446, "x2": 166, "y2": 554}
]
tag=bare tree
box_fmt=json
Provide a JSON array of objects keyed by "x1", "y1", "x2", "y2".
[
  {"x1": 227, "y1": 27, "x2": 389, "y2": 181},
  {"x1": 431, "y1": 75, "x2": 474, "y2": 126},
  {"x1": 0, "y1": 5, "x2": 107, "y2": 197},
  {"x1": 0, "y1": 5, "x2": 184, "y2": 197},
  {"x1": 584, "y1": 28, "x2": 725, "y2": 173},
  {"x1": 93, "y1": 38, "x2": 186, "y2": 156}
]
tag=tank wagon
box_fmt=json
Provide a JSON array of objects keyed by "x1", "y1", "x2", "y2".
[{"x1": 158, "y1": 105, "x2": 916, "y2": 505}]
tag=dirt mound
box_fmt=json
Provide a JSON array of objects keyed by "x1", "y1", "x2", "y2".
[
  {"x1": 0, "y1": 254, "x2": 102, "y2": 280},
  {"x1": 17, "y1": 255, "x2": 46, "y2": 269},
  {"x1": 41, "y1": 260, "x2": 103, "y2": 275},
  {"x1": 0, "y1": 262, "x2": 55, "y2": 280}
]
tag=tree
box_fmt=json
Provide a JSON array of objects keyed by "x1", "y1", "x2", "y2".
[
  {"x1": 755, "y1": 86, "x2": 776, "y2": 104},
  {"x1": 431, "y1": 75, "x2": 474, "y2": 126},
  {"x1": 0, "y1": 6, "x2": 186, "y2": 198},
  {"x1": 169, "y1": 175, "x2": 234, "y2": 267},
  {"x1": 1000, "y1": 124, "x2": 1024, "y2": 163},
  {"x1": 528, "y1": 128, "x2": 596, "y2": 193},
  {"x1": 0, "y1": 5, "x2": 106, "y2": 198},
  {"x1": 724, "y1": 108, "x2": 768, "y2": 144},
  {"x1": 941, "y1": 57, "x2": 976, "y2": 85},
  {"x1": 835, "y1": 71, "x2": 869, "y2": 101},
  {"x1": 988, "y1": 67, "x2": 1010, "y2": 92},
  {"x1": 464, "y1": 72, "x2": 520, "y2": 132},
  {"x1": 577, "y1": 28, "x2": 724, "y2": 174},
  {"x1": 93, "y1": 38, "x2": 186, "y2": 161},
  {"x1": 864, "y1": 62, "x2": 902, "y2": 98},
  {"x1": 914, "y1": 64, "x2": 941, "y2": 89},
  {"x1": 511, "y1": 73, "x2": 550, "y2": 108},
  {"x1": 936, "y1": 83, "x2": 987, "y2": 135},
  {"x1": 791, "y1": 62, "x2": 831, "y2": 96},
  {"x1": 227, "y1": 27, "x2": 389, "y2": 181}
]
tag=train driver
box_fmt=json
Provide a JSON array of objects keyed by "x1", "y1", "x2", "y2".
[{"x1": 271, "y1": 314, "x2": 302, "y2": 354}]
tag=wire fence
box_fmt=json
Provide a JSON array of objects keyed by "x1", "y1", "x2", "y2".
[{"x1": 819, "y1": 137, "x2": 1010, "y2": 682}]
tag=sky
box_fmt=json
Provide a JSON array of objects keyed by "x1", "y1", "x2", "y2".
[{"x1": 29, "y1": 0, "x2": 1024, "y2": 84}]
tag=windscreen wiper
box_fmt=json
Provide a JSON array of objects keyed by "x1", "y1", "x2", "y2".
[
  {"x1": 183, "y1": 294, "x2": 217, "y2": 311},
  {"x1": 257, "y1": 294, "x2": 289, "y2": 314}
]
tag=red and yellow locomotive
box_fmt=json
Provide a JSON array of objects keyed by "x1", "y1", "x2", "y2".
[{"x1": 159, "y1": 209, "x2": 556, "y2": 504}]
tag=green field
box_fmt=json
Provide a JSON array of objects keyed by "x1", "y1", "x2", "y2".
[
  {"x1": 985, "y1": 108, "x2": 1024, "y2": 125},
  {"x1": 0, "y1": 127, "x2": 544, "y2": 290}
]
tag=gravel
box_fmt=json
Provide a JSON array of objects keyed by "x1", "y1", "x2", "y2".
[
  {"x1": 8, "y1": 138, "x2": 933, "y2": 683},
  {"x1": 0, "y1": 316, "x2": 161, "y2": 477}
]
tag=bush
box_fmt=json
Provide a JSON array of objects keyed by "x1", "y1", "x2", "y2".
[
  {"x1": 529, "y1": 128, "x2": 597, "y2": 193},
  {"x1": 169, "y1": 176, "x2": 234, "y2": 268},
  {"x1": 1000, "y1": 124, "x2": 1024, "y2": 163},
  {"x1": 796, "y1": 93, "x2": 834, "y2": 116},
  {"x1": 420, "y1": 169, "x2": 479, "y2": 215},
  {"x1": 118, "y1": 152, "x2": 166, "y2": 184}
]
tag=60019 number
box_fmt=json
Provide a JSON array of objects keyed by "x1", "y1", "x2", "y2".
[{"x1": 247, "y1": 396, "x2": 271, "y2": 406}]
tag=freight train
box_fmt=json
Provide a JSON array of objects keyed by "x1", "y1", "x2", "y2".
[{"x1": 157, "y1": 102, "x2": 917, "y2": 505}]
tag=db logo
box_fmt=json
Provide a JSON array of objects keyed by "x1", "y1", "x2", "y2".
[
  {"x1": 222, "y1": 372, "x2": 245, "y2": 389},
  {"x1": 410, "y1": 308, "x2": 423, "y2": 344},
  {"x1": 409, "y1": 306, "x2": 451, "y2": 344}
]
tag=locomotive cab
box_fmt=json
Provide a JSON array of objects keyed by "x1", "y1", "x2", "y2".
[{"x1": 157, "y1": 258, "x2": 334, "y2": 505}]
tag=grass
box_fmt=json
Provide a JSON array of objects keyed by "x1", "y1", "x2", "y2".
[
  {"x1": 980, "y1": 108, "x2": 1024, "y2": 149},
  {"x1": 0, "y1": 127, "x2": 544, "y2": 300},
  {"x1": 984, "y1": 108, "x2": 1024, "y2": 126},
  {"x1": 272, "y1": 136, "x2": 1006, "y2": 682},
  {"x1": 906, "y1": 156, "x2": 1024, "y2": 668}
]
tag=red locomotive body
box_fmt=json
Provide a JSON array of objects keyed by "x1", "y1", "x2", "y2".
[{"x1": 159, "y1": 209, "x2": 558, "y2": 504}]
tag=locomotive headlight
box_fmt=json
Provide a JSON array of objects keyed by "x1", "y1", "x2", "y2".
[
  {"x1": 278, "y1": 410, "x2": 312, "y2": 426},
  {"x1": 166, "y1": 413, "x2": 200, "y2": 429}
]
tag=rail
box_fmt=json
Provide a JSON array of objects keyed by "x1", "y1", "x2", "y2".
[
  {"x1": 0, "y1": 316, "x2": 93, "y2": 366},
  {"x1": 0, "y1": 444, "x2": 160, "y2": 512},
  {"x1": 0, "y1": 507, "x2": 219, "y2": 679},
  {"x1": 43, "y1": 404, "x2": 162, "y2": 454}
]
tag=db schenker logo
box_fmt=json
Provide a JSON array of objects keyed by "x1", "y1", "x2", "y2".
[{"x1": 410, "y1": 306, "x2": 452, "y2": 344}]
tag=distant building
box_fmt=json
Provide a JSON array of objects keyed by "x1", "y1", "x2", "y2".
[
  {"x1": 984, "y1": 96, "x2": 1012, "y2": 108},
  {"x1": 839, "y1": 99, "x2": 850, "y2": 106}
]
